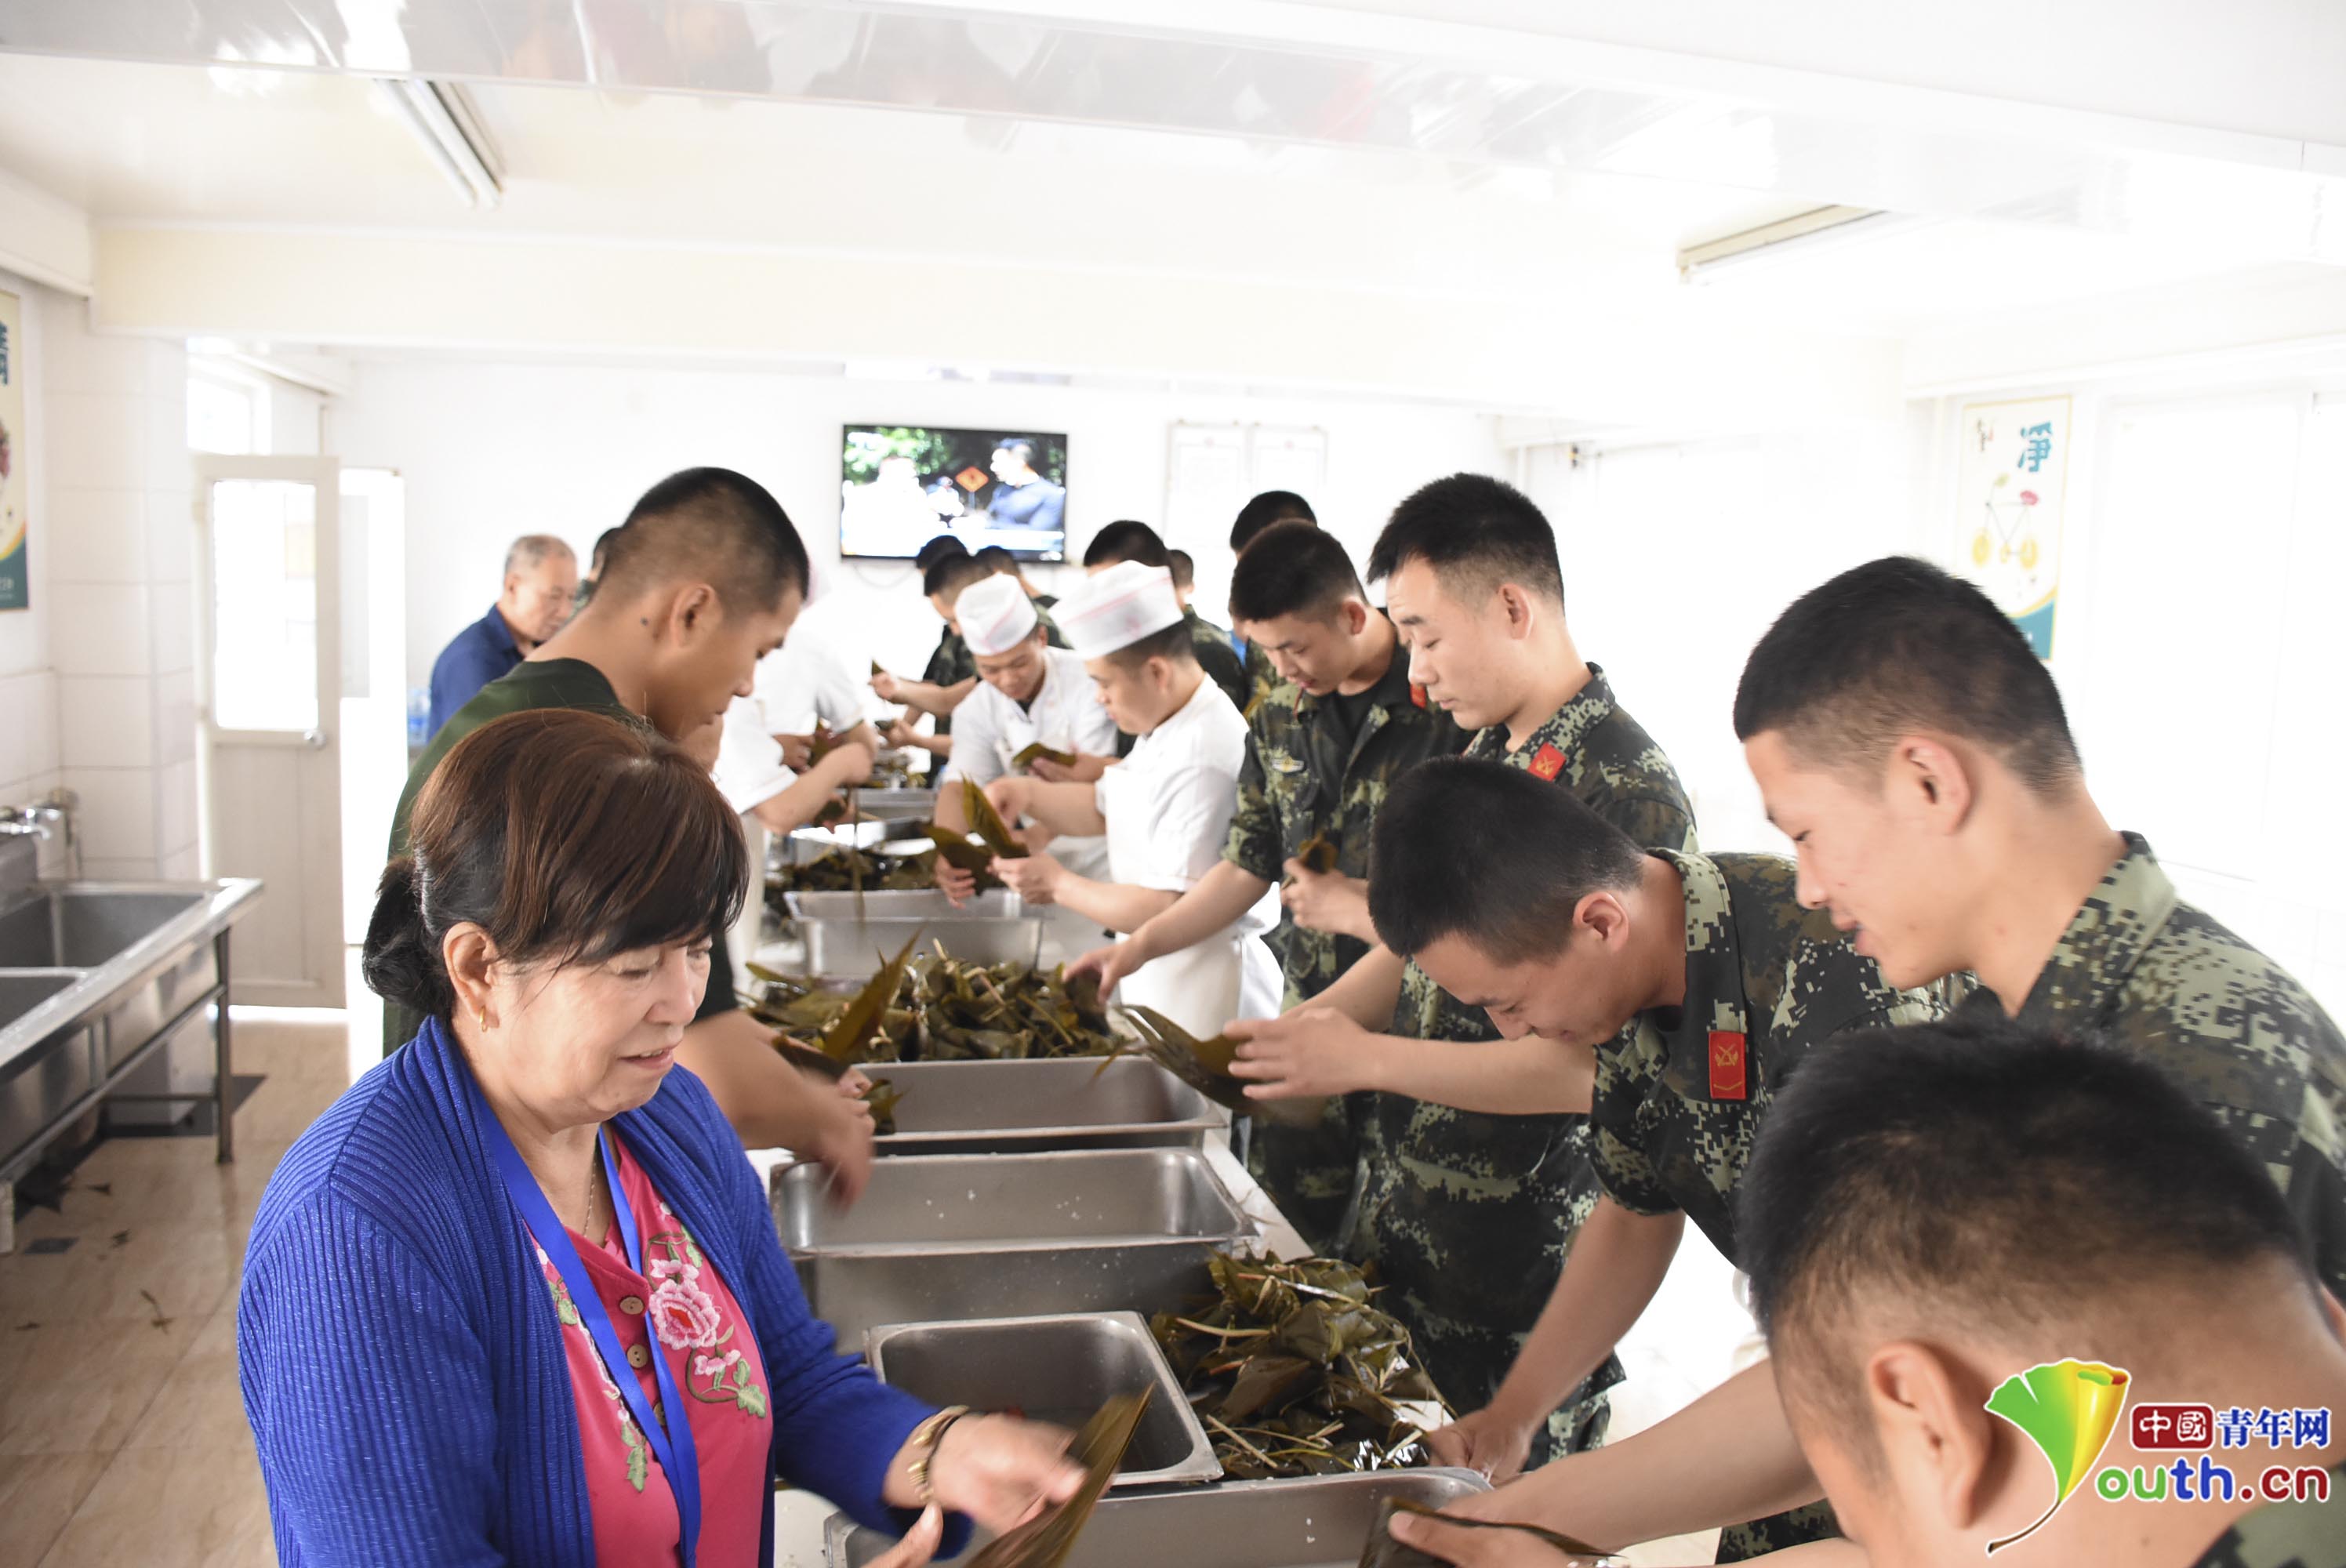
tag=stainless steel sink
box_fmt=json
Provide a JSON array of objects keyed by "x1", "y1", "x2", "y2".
[
  {"x1": 826, "y1": 1468, "x2": 1494, "y2": 1567},
  {"x1": 0, "y1": 888, "x2": 205, "y2": 968},
  {"x1": 865, "y1": 1312, "x2": 1220, "y2": 1488},
  {"x1": 0, "y1": 971, "x2": 78, "y2": 1026}
]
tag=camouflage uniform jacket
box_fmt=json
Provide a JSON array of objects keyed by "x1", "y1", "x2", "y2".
[
  {"x1": 921, "y1": 626, "x2": 975, "y2": 736},
  {"x1": 1240, "y1": 640, "x2": 1289, "y2": 719},
  {"x1": 1222, "y1": 633, "x2": 1470, "y2": 1007},
  {"x1": 1184, "y1": 608, "x2": 1254, "y2": 714},
  {"x1": 1591, "y1": 850, "x2": 1944, "y2": 1261},
  {"x1": 1364, "y1": 663, "x2": 1696, "y2": 1459},
  {"x1": 2188, "y1": 1462, "x2": 2346, "y2": 1568},
  {"x1": 1221, "y1": 631, "x2": 1467, "y2": 1251},
  {"x1": 1959, "y1": 831, "x2": 2346, "y2": 1297}
]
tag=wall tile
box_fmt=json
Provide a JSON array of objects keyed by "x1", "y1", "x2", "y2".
[
  {"x1": 43, "y1": 487, "x2": 149, "y2": 584},
  {"x1": 60, "y1": 767, "x2": 158, "y2": 862},
  {"x1": 160, "y1": 844, "x2": 201, "y2": 881},
  {"x1": 45, "y1": 391, "x2": 147, "y2": 492},
  {"x1": 0, "y1": 670, "x2": 60, "y2": 783},
  {"x1": 38, "y1": 317, "x2": 148, "y2": 396},
  {"x1": 146, "y1": 394, "x2": 190, "y2": 492},
  {"x1": 48, "y1": 583, "x2": 153, "y2": 677},
  {"x1": 58, "y1": 675, "x2": 156, "y2": 769},
  {"x1": 82, "y1": 854, "x2": 165, "y2": 882},
  {"x1": 157, "y1": 757, "x2": 198, "y2": 858},
  {"x1": 150, "y1": 580, "x2": 194, "y2": 676},
  {"x1": 152, "y1": 667, "x2": 197, "y2": 768},
  {"x1": 147, "y1": 486, "x2": 197, "y2": 586}
]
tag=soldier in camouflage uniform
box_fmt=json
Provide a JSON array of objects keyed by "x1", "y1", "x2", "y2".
[
  {"x1": 1367, "y1": 759, "x2": 1939, "y2": 1555},
  {"x1": 1225, "y1": 477, "x2": 1697, "y2": 1471},
  {"x1": 1070, "y1": 523, "x2": 1465, "y2": 1250},
  {"x1": 1440, "y1": 557, "x2": 2346, "y2": 1560},
  {"x1": 1230, "y1": 491, "x2": 1319, "y2": 717},
  {"x1": 1722, "y1": 1022, "x2": 2346, "y2": 1568}
]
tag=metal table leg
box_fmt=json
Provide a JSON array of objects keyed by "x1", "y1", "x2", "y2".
[{"x1": 215, "y1": 930, "x2": 234, "y2": 1164}]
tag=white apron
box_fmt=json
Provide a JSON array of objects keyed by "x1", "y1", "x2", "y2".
[{"x1": 1097, "y1": 760, "x2": 1281, "y2": 1041}]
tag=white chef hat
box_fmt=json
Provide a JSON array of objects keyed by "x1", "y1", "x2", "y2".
[
  {"x1": 955, "y1": 574, "x2": 1040, "y2": 656},
  {"x1": 1057, "y1": 561, "x2": 1186, "y2": 659}
]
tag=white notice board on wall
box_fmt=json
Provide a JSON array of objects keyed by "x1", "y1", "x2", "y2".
[
  {"x1": 1165, "y1": 422, "x2": 1329, "y2": 546},
  {"x1": 1952, "y1": 395, "x2": 2071, "y2": 659}
]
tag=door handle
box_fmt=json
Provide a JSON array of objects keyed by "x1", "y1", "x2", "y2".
[{"x1": 303, "y1": 728, "x2": 327, "y2": 750}]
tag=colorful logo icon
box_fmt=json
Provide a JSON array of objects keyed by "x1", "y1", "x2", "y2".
[{"x1": 1983, "y1": 1359, "x2": 2132, "y2": 1553}]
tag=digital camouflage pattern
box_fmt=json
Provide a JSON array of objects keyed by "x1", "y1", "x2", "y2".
[
  {"x1": 1959, "y1": 831, "x2": 2346, "y2": 1298},
  {"x1": 1240, "y1": 639, "x2": 1287, "y2": 719},
  {"x1": 1222, "y1": 632, "x2": 1469, "y2": 1250},
  {"x1": 921, "y1": 626, "x2": 975, "y2": 736},
  {"x1": 1590, "y1": 850, "x2": 1945, "y2": 1261},
  {"x1": 1183, "y1": 607, "x2": 1254, "y2": 714},
  {"x1": 1366, "y1": 664, "x2": 1697, "y2": 1468},
  {"x1": 2187, "y1": 1461, "x2": 2346, "y2": 1568}
]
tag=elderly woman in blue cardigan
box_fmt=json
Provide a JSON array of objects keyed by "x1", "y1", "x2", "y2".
[{"x1": 239, "y1": 710, "x2": 1080, "y2": 1567}]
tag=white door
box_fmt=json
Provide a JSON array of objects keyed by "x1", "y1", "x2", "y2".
[{"x1": 195, "y1": 456, "x2": 345, "y2": 1008}]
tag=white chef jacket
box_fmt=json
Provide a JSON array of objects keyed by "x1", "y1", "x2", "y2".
[
  {"x1": 754, "y1": 636, "x2": 867, "y2": 737},
  {"x1": 942, "y1": 646, "x2": 1119, "y2": 880},
  {"x1": 713, "y1": 696, "x2": 797, "y2": 817},
  {"x1": 1097, "y1": 677, "x2": 1282, "y2": 1040}
]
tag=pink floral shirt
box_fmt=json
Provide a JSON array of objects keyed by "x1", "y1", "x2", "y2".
[{"x1": 532, "y1": 1135, "x2": 772, "y2": 1568}]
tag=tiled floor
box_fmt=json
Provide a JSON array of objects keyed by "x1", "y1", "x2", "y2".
[
  {"x1": 0, "y1": 1005, "x2": 1745, "y2": 1568},
  {"x1": 0, "y1": 1016, "x2": 343, "y2": 1568}
]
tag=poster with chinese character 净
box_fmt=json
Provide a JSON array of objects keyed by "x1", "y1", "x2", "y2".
[
  {"x1": 1953, "y1": 394, "x2": 2068, "y2": 658},
  {"x1": 0, "y1": 288, "x2": 21, "y2": 611}
]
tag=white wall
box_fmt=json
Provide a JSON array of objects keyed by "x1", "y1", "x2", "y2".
[
  {"x1": 324, "y1": 359, "x2": 1507, "y2": 692},
  {"x1": 0, "y1": 267, "x2": 58, "y2": 808},
  {"x1": 1521, "y1": 421, "x2": 1923, "y2": 858}
]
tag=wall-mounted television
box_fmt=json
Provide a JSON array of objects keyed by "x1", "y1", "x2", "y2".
[{"x1": 840, "y1": 425, "x2": 1069, "y2": 562}]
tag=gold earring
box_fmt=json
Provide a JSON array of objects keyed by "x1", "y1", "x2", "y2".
[{"x1": 477, "y1": 1007, "x2": 490, "y2": 1031}]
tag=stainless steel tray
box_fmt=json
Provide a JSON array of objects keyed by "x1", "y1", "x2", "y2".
[
  {"x1": 785, "y1": 890, "x2": 1043, "y2": 978},
  {"x1": 826, "y1": 1468, "x2": 1493, "y2": 1566},
  {"x1": 872, "y1": 1058, "x2": 1224, "y2": 1156},
  {"x1": 777, "y1": 1149, "x2": 1257, "y2": 1346},
  {"x1": 864, "y1": 1312, "x2": 1219, "y2": 1488}
]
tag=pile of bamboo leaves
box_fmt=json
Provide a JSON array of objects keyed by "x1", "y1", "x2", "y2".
[
  {"x1": 920, "y1": 955, "x2": 1120, "y2": 1062},
  {"x1": 766, "y1": 846, "x2": 935, "y2": 899},
  {"x1": 1151, "y1": 1251, "x2": 1449, "y2": 1481}
]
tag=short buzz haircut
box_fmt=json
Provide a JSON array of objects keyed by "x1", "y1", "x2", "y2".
[
  {"x1": 1228, "y1": 521, "x2": 1365, "y2": 626},
  {"x1": 973, "y1": 545, "x2": 1025, "y2": 578},
  {"x1": 923, "y1": 551, "x2": 993, "y2": 602},
  {"x1": 1731, "y1": 556, "x2": 2081, "y2": 793},
  {"x1": 914, "y1": 534, "x2": 970, "y2": 573},
  {"x1": 505, "y1": 534, "x2": 575, "y2": 578},
  {"x1": 1104, "y1": 620, "x2": 1198, "y2": 673},
  {"x1": 586, "y1": 527, "x2": 623, "y2": 578},
  {"x1": 1231, "y1": 490, "x2": 1317, "y2": 553},
  {"x1": 1366, "y1": 473, "x2": 1564, "y2": 607},
  {"x1": 597, "y1": 468, "x2": 808, "y2": 615},
  {"x1": 1082, "y1": 520, "x2": 1170, "y2": 571},
  {"x1": 1740, "y1": 1020, "x2": 2321, "y2": 1470},
  {"x1": 1167, "y1": 549, "x2": 1196, "y2": 593},
  {"x1": 1368, "y1": 757, "x2": 1646, "y2": 965}
]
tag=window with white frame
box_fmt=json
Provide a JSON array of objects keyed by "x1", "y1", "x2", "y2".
[{"x1": 187, "y1": 363, "x2": 273, "y2": 455}]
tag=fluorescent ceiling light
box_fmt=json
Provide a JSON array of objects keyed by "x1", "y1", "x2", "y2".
[
  {"x1": 374, "y1": 78, "x2": 503, "y2": 209},
  {"x1": 1677, "y1": 205, "x2": 1929, "y2": 281}
]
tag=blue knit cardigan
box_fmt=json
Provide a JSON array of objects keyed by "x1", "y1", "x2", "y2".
[{"x1": 238, "y1": 1018, "x2": 966, "y2": 1566}]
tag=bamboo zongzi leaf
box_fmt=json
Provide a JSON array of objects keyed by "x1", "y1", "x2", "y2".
[
  {"x1": 963, "y1": 778, "x2": 1030, "y2": 860},
  {"x1": 819, "y1": 932, "x2": 923, "y2": 1062},
  {"x1": 1012, "y1": 742, "x2": 1078, "y2": 771},
  {"x1": 964, "y1": 1389, "x2": 1151, "y2": 1568}
]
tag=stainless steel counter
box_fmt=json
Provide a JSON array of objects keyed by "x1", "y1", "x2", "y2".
[{"x1": 0, "y1": 847, "x2": 264, "y2": 1207}]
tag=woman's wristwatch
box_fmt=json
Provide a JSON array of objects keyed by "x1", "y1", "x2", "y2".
[{"x1": 906, "y1": 1405, "x2": 972, "y2": 1506}]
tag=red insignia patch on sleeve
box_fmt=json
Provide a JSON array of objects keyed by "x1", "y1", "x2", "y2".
[
  {"x1": 1528, "y1": 742, "x2": 1567, "y2": 780},
  {"x1": 1409, "y1": 683, "x2": 1429, "y2": 710},
  {"x1": 1709, "y1": 1032, "x2": 1748, "y2": 1101}
]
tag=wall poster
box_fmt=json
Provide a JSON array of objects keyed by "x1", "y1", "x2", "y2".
[
  {"x1": 0, "y1": 286, "x2": 23, "y2": 611},
  {"x1": 1953, "y1": 394, "x2": 2070, "y2": 658}
]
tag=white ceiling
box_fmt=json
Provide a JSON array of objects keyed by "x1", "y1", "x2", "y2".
[{"x1": 0, "y1": 51, "x2": 2316, "y2": 347}]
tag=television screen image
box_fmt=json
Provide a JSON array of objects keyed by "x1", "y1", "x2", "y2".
[{"x1": 840, "y1": 425, "x2": 1070, "y2": 561}]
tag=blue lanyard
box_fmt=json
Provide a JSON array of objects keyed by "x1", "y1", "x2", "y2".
[{"x1": 469, "y1": 1077, "x2": 703, "y2": 1568}]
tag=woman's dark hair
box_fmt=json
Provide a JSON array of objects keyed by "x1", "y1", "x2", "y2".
[{"x1": 363, "y1": 710, "x2": 747, "y2": 1020}]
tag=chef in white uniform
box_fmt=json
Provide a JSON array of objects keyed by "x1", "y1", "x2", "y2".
[
  {"x1": 984, "y1": 561, "x2": 1281, "y2": 1039},
  {"x1": 933, "y1": 572, "x2": 1119, "y2": 892}
]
